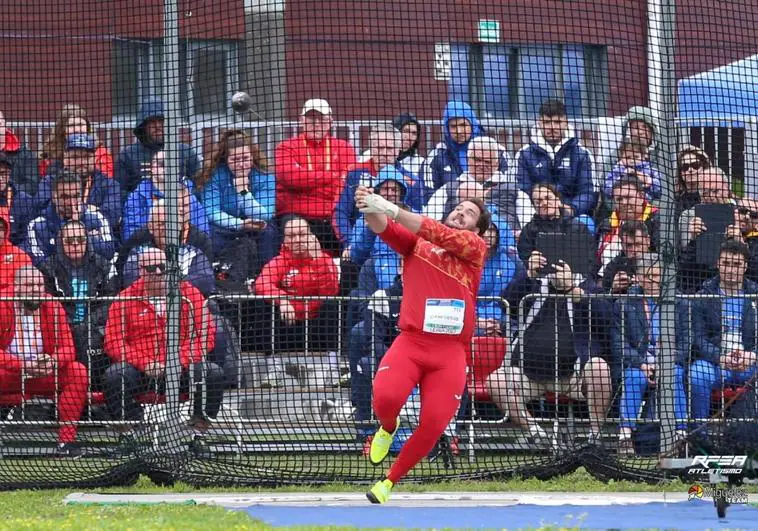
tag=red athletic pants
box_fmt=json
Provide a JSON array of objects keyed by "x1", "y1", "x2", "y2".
[
  {"x1": 372, "y1": 332, "x2": 467, "y2": 484},
  {"x1": 0, "y1": 362, "x2": 88, "y2": 443}
]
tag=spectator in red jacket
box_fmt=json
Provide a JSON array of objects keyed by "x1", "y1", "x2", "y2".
[
  {"x1": 252, "y1": 215, "x2": 340, "y2": 386},
  {"x1": 0, "y1": 266, "x2": 87, "y2": 457},
  {"x1": 102, "y1": 247, "x2": 224, "y2": 449},
  {"x1": 274, "y1": 99, "x2": 357, "y2": 255},
  {"x1": 0, "y1": 206, "x2": 32, "y2": 294}
]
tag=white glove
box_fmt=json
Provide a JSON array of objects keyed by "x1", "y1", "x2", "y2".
[
  {"x1": 359, "y1": 193, "x2": 400, "y2": 220},
  {"x1": 366, "y1": 290, "x2": 390, "y2": 317}
]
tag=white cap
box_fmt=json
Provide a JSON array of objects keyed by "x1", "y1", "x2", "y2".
[{"x1": 301, "y1": 98, "x2": 332, "y2": 116}]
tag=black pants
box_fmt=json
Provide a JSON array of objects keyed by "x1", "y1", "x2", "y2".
[
  {"x1": 103, "y1": 362, "x2": 225, "y2": 421},
  {"x1": 250, "y1": 300, "x2": 340, "y2": 354}
]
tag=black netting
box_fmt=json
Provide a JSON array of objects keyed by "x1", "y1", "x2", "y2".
[{"x1": 0, "y1": 0, "x2": 755, "y2": 491}]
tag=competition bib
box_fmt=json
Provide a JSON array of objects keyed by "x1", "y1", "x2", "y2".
[{"x1": 423, "y1": 299, "x2": 465, "y2": 335}]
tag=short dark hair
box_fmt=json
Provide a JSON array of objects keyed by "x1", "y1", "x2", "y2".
[
  {"x1": 612, "y1": 174, "x2": 644, "y2": 194},
  {"x1": 539, "y1": 99, "x2": 567, "y2": 118},
  {"x1": 719, "y1": 239, "x2": 750, "y2": 262},
  {"x1": 53, "y1": 170, "x2": 83, "y2": 190},
  {"x1": 459, "y1": 197, "x2": 492, "y2": 236},
  {"x1": 619, "y1": 220, "x2": 650, "y2": 239}
]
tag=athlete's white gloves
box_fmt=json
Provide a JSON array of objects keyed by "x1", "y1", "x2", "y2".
[{"x1": 359, "y1": 193, "x2": 400, "y2": 220}]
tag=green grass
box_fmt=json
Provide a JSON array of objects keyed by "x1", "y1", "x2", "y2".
[{"x1": 0, "y1": 468, "x2": 754, "y2": 530}]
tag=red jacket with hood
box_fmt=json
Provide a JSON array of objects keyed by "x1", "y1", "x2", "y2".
[
  {"x1": 274, "y1": 133, "x2": 356, "y2": 219},
  {"x1": 0, "y1": 207, "x2": 32, "y2": 294},
  {"x1": 104, "y1": 279, "x2": 215, "y2": 372},
  {"x1": 254, "y1": 245, "x2": 339, "y2": 320},
  {"x1": 0, "y1": 296, "x2": 77, "y2": 372}
]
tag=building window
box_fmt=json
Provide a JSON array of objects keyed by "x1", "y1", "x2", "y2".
[
  {"x1": 111, "y1": 39, "x2": 239, "y2": 121},
  {"x1": 448, "y1": 44, "x2": 608, "y2": 120},
  {"x1": 112, "y1": 39, "x2": 150, "y2": 117}
]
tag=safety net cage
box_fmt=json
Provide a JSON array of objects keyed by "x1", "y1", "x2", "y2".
[{"x1": 0, "y1": 0, "x2": 755, "y2": 490}]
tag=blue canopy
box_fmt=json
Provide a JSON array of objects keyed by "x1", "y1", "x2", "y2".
[{"x1": 678, "y1": 54, "x2": 758, "y2": 127}]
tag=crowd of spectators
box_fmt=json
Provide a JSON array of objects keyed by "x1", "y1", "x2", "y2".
[{"x1": 0, "y1": 94, "x2": 755, "y2": 458}]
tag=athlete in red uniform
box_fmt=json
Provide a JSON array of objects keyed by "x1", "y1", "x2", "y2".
[{"x1": 355, "y1": 185, "x2": 490, "y2": 504}]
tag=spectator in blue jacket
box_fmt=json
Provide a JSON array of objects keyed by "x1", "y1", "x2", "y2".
[
  {"x1": 689, "y1": 240, "x2": 758, "y2": 422},
  {"x1": 421, "y1": 101, "x2": 511, "y2": 199},
  {"x1": 121, "y1": 198, "x2": 215, "y2": 297},
  {"x1": 611, "y1": 253, "x2": 688, "y2": 455},
  {"x1": 334, "y1": 124, "x2": 402, "y2": 248},
  {"x1": 603, "y1": 140, "x2": 662, "y2": 202},
  {"x1": 122, "y1": 150, "x2": 208, "y2": 241},
  {"x1": 24, "y1": 170, "x2": 115, "y2": 266},
  {"x1": 515, "y1": 99, "x2": 596, "y2": 217},
  {"x1": 115, "y1": 98, "x2": 200, "y2": 200},
  {"x1": 36, "y1": 134, "x2": 122, "y2": 235},
  {"x1": 476, "y1": 222, "x2": 520, "y2": 337},
  {"x1": 0, "y1": 154, "x2": 36, "y2": 244},
  {"x1": 196, "y1": 130, "x2": 276, "y2": 276}
]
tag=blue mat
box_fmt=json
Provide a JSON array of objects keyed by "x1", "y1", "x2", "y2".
[{"x1": 239, "y1": 500, "x2": 758, "y2": 529}]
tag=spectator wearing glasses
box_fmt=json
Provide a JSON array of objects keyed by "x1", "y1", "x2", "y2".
[
  {"x1": 677, "y1": 167, "x2": 736, "y2": 294},
  {"x1": 421, "y1": 101, "x2": 511, "y2": 199},
  {"x1": 36, "y1": 134, "x2": 122, "y2": 233},
  {"x1": 115, "y1": 98, "x2": 200, "y2": 200},
  {"x1": 123, "y1": 150, "x2": 208, "y2": 242},
  {"x1": 103, "y1": 247, "x2": 223, "y2": 446},
  {"x1": 39, "y1": 220, "x2": 117, "y2": 389},
  {"x1": 24, "y1": 170, "x2": 115, "y2": 267},
  {"x1": 0, "y1": 206, "x2": 32, "y2": 294},
  {"x1": 196, "y1": 130, "x2": 276, "y2": 270},
  {"x1": 334, "y1": 124, "x2": 401, "y2": 249},
  {"x1": 676, "y1": 145, "x2": 711, "y2": 215},
  {"x1": 274, "y1": 99, "x2": 357, "y2": 256},
  {"x1": 515, "y1": 99, "x2": 596, "y2": 217},
  {"x1": 0, "y1": 266, "x2": 88, "y2": 457},
  {"x1": 39, "y1": 104, "x2": 114, "y2": 179},
  {"x1": 425, "y1": 136, "x2": 532, "y2": 235}
]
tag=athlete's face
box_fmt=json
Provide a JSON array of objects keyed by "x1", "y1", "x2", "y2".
[{"x1": 444, "y1": 200, "x2": 482, "y2": 232}]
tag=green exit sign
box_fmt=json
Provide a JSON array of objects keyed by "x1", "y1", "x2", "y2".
[{"x1": 478, "y1": 20, "x2": 500, "y2": 43}]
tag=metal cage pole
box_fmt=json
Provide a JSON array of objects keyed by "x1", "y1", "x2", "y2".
[
  {"x1": 648, "y1": 0, "x2": 679, "y2": 455},
  {"x1": 162, "y1": 0, "x2": 183, "y2": 420}
]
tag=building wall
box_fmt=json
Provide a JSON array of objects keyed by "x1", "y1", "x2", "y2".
[{"x1": 0, "y1": 0, "x2": 244, "y2": 121}]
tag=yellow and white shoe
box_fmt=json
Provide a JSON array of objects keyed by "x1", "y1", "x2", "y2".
[
  {"x1": 366, "y1": 478, "x2": 394, "y2": 504},
  {"x1": 369, "y1": 418, "x2": 399, "y2": 465}
]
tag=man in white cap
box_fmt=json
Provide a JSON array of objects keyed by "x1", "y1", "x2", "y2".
[{"x1": 274, "y1": 99, "x2": 356, "y2": 255}]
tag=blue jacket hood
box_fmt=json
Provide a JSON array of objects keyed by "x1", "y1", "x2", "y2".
[
  {"x1": 134, "y1": 98, "x2": 166, "y2": 147},
  {"x1": 442, "y1": 101, "x2": 483, "y2": 170},
  {"x1": 373, "y1": 166, "x2": 408, "y2": 203}
]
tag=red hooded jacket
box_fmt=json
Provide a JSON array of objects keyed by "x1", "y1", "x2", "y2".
[
  {"x1": 254, "y1": 246, "x2": 339, "y2": 320},
  {"x1": 104, "y1": 279, "x2": 215, "y2": 372},
  {"x1": 0, "y1": 297, "x2": 77, "y2": 372},
  {"x1": 0, "y1": 207, "x2": 32, "y2": 294},
  {"x1": 274, "y1": 133, "x2": 357, "y2": 219}
]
